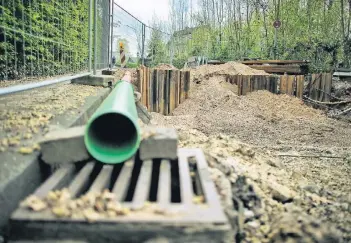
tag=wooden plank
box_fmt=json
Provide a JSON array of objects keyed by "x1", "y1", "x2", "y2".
[
  {"x1": 141, "y1": 67, "x2": 147, "y2": 106},
  {"x1": 146, "y1": 67, "x2": 150, "y2": 110},
  {"x1": 252, "y1": 76, "x2": 258, "y2": 92},
  {"x1": 296, "y1": 75, "x2": 304, "y2": 98},
  {"x1": 169, "y1": 70, "x2": 176, "y2": 113},
  {"x1": 260, "y1": 76, "x2": 266, "y2": 90},
  {"x1": 154, "y1": 69, "x2": 159, "y2": 113},
  {"x1": 137, "y1": 69, "x2": 142, "y2": 94},
  {"x1": 280, "y1": 74, "x2": 288, "y2": 94},
  {"x1": 265, "y1": 76, "x2": 270, "y2": 91},
  {"x1": 242, "y1": 76, "x2": 249, "y2": 95},
  {"x1": 241, "y1": 60, "x2": 310, "y2": 65},
  {"x1": 310, "y1": 73, "x2": 321, "y2": 100},
  {"x1": 180, "y1": 71, "x2": 185, "y2": 103},
  {"x1": 175, "y1": 70, "x2": 180, "y2": 107},
  {"x1": 273, "y1": 77, "x2": 278, "y2": 93},
  {"x1": 149, "y1": 69, "x2": 154, "y2": 112},
  {"x1": 324, "y1": 73, "x2": 332, "y2": 102},
  {"x1": 287, "y1": 75, "x2": 295, "y2": 95},
  {"x1": 184, "y1": 71, "x2": 190, "y2": 99},
  {"x1": 158, "y1": 70, "x2": 165, "y2": 114},
  {"x1": 250, "y1": 65, "x2": 303, "y2": 74},
  {"x1": 238, "y1": 75, "x2": 243, "y2": 95},
  {"x1": 152, "y1": 70, "x2": 158, "y2": 112},
  {"x1": 319, "y1": 73, "x2": 326, "y2": 102},
  {"x1": 164, "y1": 70, "x2": 170, "y2": 115}
]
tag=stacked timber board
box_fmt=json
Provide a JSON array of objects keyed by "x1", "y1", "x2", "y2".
[
  {"x1": 138, "y1": 66, "x2": 190, "y2": 115},
  {"x1": 241, "y1": 60, "x2": 310, "y2": 75}
]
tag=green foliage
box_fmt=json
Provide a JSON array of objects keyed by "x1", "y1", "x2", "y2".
[
  {"x1": 0, "y1": 0, "x2": 91, "y2": 80},
  {"x1": 171, "y1": 0, "x2": 351, "y2": 71}
]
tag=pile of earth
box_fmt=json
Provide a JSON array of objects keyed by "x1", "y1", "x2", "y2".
[{"x1": 191, "y1": 62, "x2": 268, "y2": 84}]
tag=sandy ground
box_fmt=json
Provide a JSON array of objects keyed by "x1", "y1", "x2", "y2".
[
  {"x1": 149, "y1": 63, "x2": 351, "y2": 242},
  {"x1": 0, "y1": 82, "x2": 104, "y2": 154}
]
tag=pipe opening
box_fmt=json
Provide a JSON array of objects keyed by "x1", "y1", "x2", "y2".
[{"x1": 86, "y1": 113, "x2": 138, "y2": 163}]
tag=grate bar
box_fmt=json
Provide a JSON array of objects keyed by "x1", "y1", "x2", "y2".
[
  {"x1": 34, "y1": 165, "x2": 75, "y2": 198},
  {"x1": 68, "y1": 162, "x2": 95, "y2": 198},
  {"x1": 112, "y1": 159, "x2": 134, "y2": 201},
  {"x1": 178, "y1": 153, "x2": 194, "y2": 206},
  {"x1": 185, "y1": 149, "x2": 222, "y2": 208},
  {"x1": 132, "y1": 160, "x2": 153, "y2": 209},
  {"x1": 88, "y1": 165, "x2": 113, "y2": 193},
  {"x1": 157, "y1": 159, "x2": 171, "y2": 206}
]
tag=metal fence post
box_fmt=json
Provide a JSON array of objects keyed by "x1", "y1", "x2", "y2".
[
  {"x1": 93, "y1": 0, "x2": 97, "y2": 75},
  {"x1": 107, "y1": 0, "x2": 111, "y2": 69},
  {"x1": 141, "y1": 24, "x2": 145, "y2": 65},
  {"x1": 110, "y1": 1, "x2": 114, "y2": 69},
  {"x1": 88, "y1": 0, "x2": 92, "y2": 72}
]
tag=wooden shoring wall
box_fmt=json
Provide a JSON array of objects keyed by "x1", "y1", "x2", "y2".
[
  {"x1": 138, "y1": 66, "x2": 190, "y2": 115},
  {"x1": 232, "y1": 73, "x2": 331, "y2": 101}
]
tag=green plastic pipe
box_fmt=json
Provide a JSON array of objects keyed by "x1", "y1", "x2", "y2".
[{"x1": 84, "y1": 77, "x2": 140, "y2": 164}]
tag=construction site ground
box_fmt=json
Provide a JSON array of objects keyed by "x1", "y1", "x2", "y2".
[
  {"x1": 0, "y1": 64, "x2": 350, "y2": 242},
  {"x1": 147, "y1": 64, "x2": 351, "y2": 242}
]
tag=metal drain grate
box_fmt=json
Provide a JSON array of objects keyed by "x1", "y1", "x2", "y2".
[{"x1": 10, "y1": 148, "x2": 230, "y2": 243}]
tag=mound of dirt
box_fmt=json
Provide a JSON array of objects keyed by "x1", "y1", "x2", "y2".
[
  {"x1": 192, "y1": 62, "x2": 268, "y2": 83},
  {"x1": 154, "y1": 63, "x2": 178, "y2": 70},
  {"x1": 154, "y1": 75, "x2": 350, "y2": 148},
  {"x1": 149, "y1": 74, "x2": 351, "y2": 242}
]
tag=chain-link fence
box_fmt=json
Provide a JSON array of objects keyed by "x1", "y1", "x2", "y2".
[
  {"x1": 112, "y1": 3, "x2": 173, "y2": 69},
  {"x1": 112, "y1": 3, "x2": 143, "y2": 68},
  {"x1": 144, "y1": 25, "x2": 173, "y2": 67},
  {"x1": 94, "y1": 0, "x2": 110, "y2": 71},
  {"x1": 0, "y1": 1, "x2": 174, "y2": 81},
  {"x1": 0, "y1": 0, "x2": 92, "y2": 81}
]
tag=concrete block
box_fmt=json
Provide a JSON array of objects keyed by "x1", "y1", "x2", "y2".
[
  {"x1": 140, "y1": 127, "x2": 178, "y2": 160},
  {"x1": 73, "y1": 75, "x2": 116, "y2": 87},
  {"x1": 40, "y1": 126, "x2": 90, "y2": 165},
  {"x1": 102, "y1": 69, "x2": 118, "y2": 75}
]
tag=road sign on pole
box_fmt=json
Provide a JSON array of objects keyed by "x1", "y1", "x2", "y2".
[
  {"x1": 273, "y1": 20, "x2": 281, "y2": 59},
  {"x1": 273, "y1": 20, "x2": 281, "y2": 29}
]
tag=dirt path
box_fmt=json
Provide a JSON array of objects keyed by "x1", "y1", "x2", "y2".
[{"x1": 149, "y1": 72, "x2": 351, "y2": 242}]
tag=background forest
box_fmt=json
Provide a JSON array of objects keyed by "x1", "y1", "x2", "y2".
[{"x1": 167, "y1": 0, "x2": 351, "y2": 71}]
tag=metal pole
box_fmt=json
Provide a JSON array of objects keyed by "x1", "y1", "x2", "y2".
[
  {"x1": 274, "y1": 28, "x2": 277, "y2": 59},
  {"x1": 2, "y1": 0, "x2": 8, "y2": 80},
  {"x1": 93, "y1": 0, "x2": 97, "y2": 74},
  {"x1": 88, "y1": 0, "x2": 92, "y2": 72},
  {"x1": 22, "y1": 0, "x2": 26, "y2": 78},
  {"x1": 107, "y1": 0, "x2": 111, "y2": 69},
  {"x1": 0, "y1": 72, "x2": 91, "y2": 96},
  {"x1": 13, "y1": 0, "x2": 17, "y2": 78},
  {"x1": 141, "y1": 24, "x2": 145, "y2": 65},
  {"x1": 110, "y1": 0, "x2": 114, "y2": 68},
  {"x1": 29, "y1": 0, "x2": 33, "y2": 77}
]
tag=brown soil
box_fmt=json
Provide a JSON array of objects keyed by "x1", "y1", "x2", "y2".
[
  {"x1": 149, "y1": 70, "x2": 351, "y2": 242},
  {"x1": 154, "y1": 63, "x2": 178, "y2": 70},
  {"x1": 191, "y1": 62, "x2": 269, "y2": 84}
]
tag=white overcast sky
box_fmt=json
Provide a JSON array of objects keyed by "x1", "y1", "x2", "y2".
[{"x1": 114, "y1": 0, "x2": 170, "y2": 24}]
